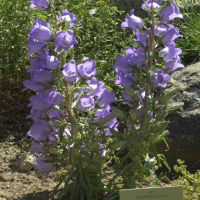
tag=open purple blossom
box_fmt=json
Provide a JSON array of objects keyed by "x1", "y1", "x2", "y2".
[
  {"x1": 62, "y1": 60, "x2": 78, "y2": 82},
  {"x1": 32, "y1": 69, "x2": 52, "y2": 84},
  {"x1": 28, "y1": 17, "x2": 51, "y2": 41},
  {"x1": 151, "y1": 69, "x2": 169, "y2": 88},
  {"x1": 87, "y1": 77, "x2": 104, "y2": 97},
  {"x1": 28, "y1": 57, "x2": 46, "y2": 73},
  {"x1": 23, "y1": 79, "x2": 44, "y2": 92},
  {"x1": 113, "y1": 46, "x2": 145, "y2": 73},
  {"x1": 98, "y1": 88, "x2": 116, "y2": 107},
  {"x1": 46, "y1": 56, "x2": 59, "y2": 70},
  {"x1": 48, "y1": 109, "x2": 61, "y2": 118},
  {"x1": 115, "y1": 70, "x2": 136, "y2": 88},
  {"x1": 29, "y1": 89, "x2": 62, "y2": 111},
  {"x1": 34, "y1": 154, "x2": 55, "y2": 174},
  {"x1": 155, "y1": 23, "x2": 174, "y2": 36},
  {"x1": 54, "y1": 30, "x2": 77, "y2": 51},
  {"x1": 31, "y1": 120, "x2": 51, "y2": 134},
  {"x1": 125, "y1": 46, "x2": 145, "y2": 66},
  {"x1": 121, "y1": 9, "x2": 143, "y2": 31},
  {"x1": 164, "y1": 56, "x2": 184, "y2": 73},
  {"x1": 27, "y1": 64, "x2": 44, "y2": 76},
  {"x1": 104, "y1": 118, "x2": 118, "y2": 136},
  {"x1": 122, "y1": 92, "x2": 134, "y2": 106},
  {"x1": 159, "y1": 41, "x2": 182, "y2": 61},
  {"x1": 142, "y1": 0, "x2": 161, "y2": 10},
  {"x1": 44, "y1": 89, "x2": 63, "y2": 106},
  {"x1": 29, "y1": 93, "x2": 53, "y2": 111},
  {"x1": 159, "y1": 1, "x2": 183, "y2": 22},
  {"x1": 31, "y1": 140, "x2": 47, "y2": 155},
  {"x1": 30, "y1": 16, "x2": 50, "y2": 29},
  {"x1": 29, "y1": 0, "x2": 49, "y2": 11},
  {"x1": 77, "y1": 58, "x2": 97, "y2": 78},
  {"x1": 135, "y1": 31, "x2": 147, "y2": 47},
  {"x1": 77, "y1": 94, "x2": 94, "y2": 111},
  {"x1": 27, "y1": 108, "x2": 46, "y2": 121},
  {"x1": 113, "y1": 55, "x2": 132, "y2": 73},
  {"x1": 27, "y1": 129, "x2": 47, "y2": 141},
  {"x1": 95, "y1": 105, "x2": 111, "y2": 119},
  {"x1": 161, "y1": 27, "x2": 182, "y2": 44},
  {"x1": 27, "y1": 39, "x2": 47, "y2": 56},
  {"x1": 48, "y1": 132, "x2": 56, "y2": 142},
  {"x1": 59, "y1": 10, "x2": 76, "y2": 28}
]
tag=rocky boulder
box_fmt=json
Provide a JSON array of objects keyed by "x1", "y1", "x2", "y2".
[{"x1": 157, "y1": 62, "x2": 200, "y2": 171}]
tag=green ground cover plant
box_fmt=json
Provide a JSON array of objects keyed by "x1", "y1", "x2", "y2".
[{"x1": 173, "y1": 159, "x2": 200, "y2": 200}]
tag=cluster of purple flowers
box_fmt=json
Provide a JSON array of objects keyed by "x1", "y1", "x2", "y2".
[
  {"x1": 26, "y1": 0, "x2": 116, "y2": 173},
  {"x1": 26, "y1": 0, "x2": 77, "y2": 174},
  {"x1": 62, "y1": 58, "x2": 118, "y2": 136},
  {"x1": 115, "y1": 0, "x2": 184, "y2": 109},
  {"x1": 25, "y1": 18, "x2": 63, "y2": 171}
]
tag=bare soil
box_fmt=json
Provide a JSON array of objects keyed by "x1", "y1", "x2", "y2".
[{"x1": 0, "y1": 135, "x2": 60, "y2": 200}]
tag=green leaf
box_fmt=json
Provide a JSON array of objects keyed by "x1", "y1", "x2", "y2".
[
  {"x1": 110, "y1": 140, "x2": 128, "y2": 150},
  {"x1": 129, "y1": 109, "x2": 138, "y2": 123},
  {"x1": 111, "y1": 106, "x2": 126, "y2": 121},
  {"x1": 63, "y1": 21, "x2": 71, "y2": 32},
  {"x1": 57, "y1": 172, "x2": 67, "y2": 181},
  {"x1": 95, "y1": 113, "x2": 117, "y2": 126},
  {"x1": 155, "y1": 110, "x2": 168, "y2": 121},
  {"x1": 110, "y1": 128, "x2": 123, "y2": 140},
  {"x1": 158, "y1": 87, "x2": 178, "y2": 104},
  {"x1": 124, "y1": 87, "x2": 138, "y2": 98},
  {"x1": 167, "y1": 102, "x2": 184, "y2": 113}
]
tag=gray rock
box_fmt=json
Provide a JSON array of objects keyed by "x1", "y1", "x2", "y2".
[
  {"x1": 19, "y1": 152, "x2": 35, "y2": 171},
  {"x1": 157, "y1": 62, "x2": 200, "y2": 171},
  {"x1": 167, "y1": 62, "x2": 200, "y2": 135}
]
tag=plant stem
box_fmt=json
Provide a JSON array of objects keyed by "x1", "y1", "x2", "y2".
[{"x1": 142, "y1": 0, "x2": 155, "y2": 139}]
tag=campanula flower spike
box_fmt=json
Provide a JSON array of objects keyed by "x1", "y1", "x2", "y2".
[
  {"x1": 24, "y1": 0, "x2": 185, "y2": 198},
  {"x1": 111, "y1": 0, "x2": 185, "y2": 190}
]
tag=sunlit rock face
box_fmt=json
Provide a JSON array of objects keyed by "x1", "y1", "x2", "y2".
[{"x1": 157, "y1": 62, "x2": 200, "y2": 172}]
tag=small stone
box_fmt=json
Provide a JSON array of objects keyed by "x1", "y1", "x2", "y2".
[
  {"x1": 19, "y1": 152, "x2": 35, "y2": 171},
  {"x1": 161, "y1": 175, "x2": 171, "y2": 184}
]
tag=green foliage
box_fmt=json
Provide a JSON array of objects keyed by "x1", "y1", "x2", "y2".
[
  {"x1": 1, "y1": 0, "x2": 29, "y2": 72},
  {"x1": 174, "y1": 0, "x2": 200, "y2": 65},
  {"x1": 0, "y1": 0, "x2": 47, "y2": 77},
  {"x1": 0, "y1": 0, "x2": 135, "y2": 90},
  {"x1": 52, "y1": 0, "x2": 136, "y2": 88},
  {"x1": 173, "y1": 159, "x2": 200, "y2": 200}
]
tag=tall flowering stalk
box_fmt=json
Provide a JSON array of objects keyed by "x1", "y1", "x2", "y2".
[
  {"x1": 23, "y1": 0, "x2": 184, "y2": 199},
  {"x1": 104, "y1": 0, "x2": 184, "y2": 197},
  {"x1": 24, "y1": 0, "x2": 118, "y2": 199}
]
